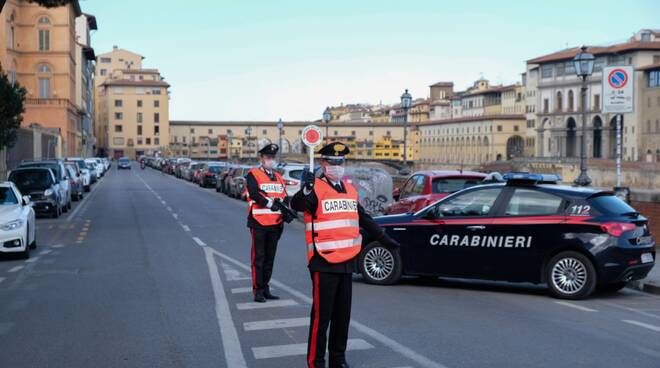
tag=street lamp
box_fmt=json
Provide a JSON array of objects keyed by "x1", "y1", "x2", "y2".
[
  {"x1": 322, "y1": 107, "x2": 332, "y2": 143},
  {"x1": 573, "y1": 46, "x2": 594, "y2": 186},
  {"x1": 277, "y1": 118, "x2": 284, "y2": 161},
  {"x1": 400, "y1": 89, "x2": 413, "y2": 175},
  {"x1": 245, "y1": 126, "x2": 252, "y2": 160}
]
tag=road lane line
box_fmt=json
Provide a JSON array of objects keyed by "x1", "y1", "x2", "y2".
[
  {"x1": 193, "y1": 237, "x2": 207, "y2": 247},
  {"x1": 623, "y1": 319, "x2": 660, "y2": 333},
  {"x1": 243, "y1": 317, "x2": 309, "y2": 331},
  {"x1": 207, "y1": 247, "x2": 450, "y2": 368},
  {"x1": 167, "y1": 206, "x2": 172, "y2": 212},
  {"x1": 599, "y1": 301, "x2": 660, "y2": 322},
  {"x1": 0, "y1": 277, "x2": 5, "y2": 284},
  {"x1": 24, "y1": 257, "x2": 39, "y2": 263},
  {"x1": 8, "y1": 265, "x2": 24, "y2": 273},
  {"x1": 236, "y1": 299, "x2": 298, "y2": 310},
  {"x1": 172, "y1": 213, "x2": 178, "y2": 219},
  {"x1": 39, "y1": 250, "x2": 52, "y2": 255},
  {"x1": 66, "y1": 176, "x2": 105, "y2": 222},
  {"x1": 202, "y1": 246, "x2": 248, "y2": 368},
  {"x1": 231, "y1": 287, "x2": 253, "y2": 294},
  {"x1": 224, "y1": 269, "x2": 249, "y2": 281},
  {"x1": 252, "y1": 339, "x2": 373, "y2": 359},
  {"x1": 182, "y1": 225, "x2": 190, "y2": 232},
  {"x1": 554, "y1": 301, "x2": 598, "y2": 312}
]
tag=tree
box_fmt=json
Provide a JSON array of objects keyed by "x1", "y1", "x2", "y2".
[
  {"x1": 0, "y1": 70, "x2": 26, "y2": 150},
  {"x1": 1, "y1": 0, "x2": 74, "y2": 13}
]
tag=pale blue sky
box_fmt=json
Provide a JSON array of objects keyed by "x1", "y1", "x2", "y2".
[{"x1": 81, "y1": 0, "x2": 659, "y2": 121}]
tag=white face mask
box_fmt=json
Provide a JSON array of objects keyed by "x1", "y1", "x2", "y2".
[
  {"x1": 262, "y1": 159, "x2": 276, "y2": 170},
  {"x1": 324, "y1": 165, "x2": 344, "y2": 182}
]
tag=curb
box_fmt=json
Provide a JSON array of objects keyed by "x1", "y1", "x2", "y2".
[{"x1": 628, "y1": 280, "x2": 660, "y2": 296}]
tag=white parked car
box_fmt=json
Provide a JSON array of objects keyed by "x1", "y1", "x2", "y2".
[
  {"x1": 276, "y1": 163, "x2": 307, "y2": 197},
  {"x1": 85, "y1": 158, "x2": 103, "y2": 180},
  {"x1": 0, "y1": 182, "x2": 36, "y2": 258},
  {"x1": 66, "y1": 158, "x2": 92, "y2": 191}
]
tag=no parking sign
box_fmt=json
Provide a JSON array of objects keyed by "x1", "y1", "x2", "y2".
[{"x1": 603, "y1": 66, "x2": 634, "y2": 113}]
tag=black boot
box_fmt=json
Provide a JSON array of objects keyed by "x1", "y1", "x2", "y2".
[
  {"x1": 263, "y1": 289, "x2": 280, "y2": 300},
  {"x1": 254, "y1": 290, "x2": 266, "y2": 303}
]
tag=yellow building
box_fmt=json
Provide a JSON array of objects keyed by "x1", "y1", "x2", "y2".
[
  {"x1": 95, "y1": 47, "x2": 170, "y2": 159},
  {"x1": 1, "y1": 0, "x2": 85, "y2": 156}
]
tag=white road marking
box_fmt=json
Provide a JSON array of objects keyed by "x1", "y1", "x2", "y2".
[
  {"x1": 66, "y1": 176, "x2": 105, "y2": 222},
  {"x1": 555, "y1": 301, "x2": 598, "y2": 312},
  {"x1": 202, "y1": 246, "x2": 248, "y2": 368},
  {"x1": 208, "y1": 247, "x2": 450, "y2": 368},
  {"x1": 167, "y1": 206, "x2": 172, "y2": 212},
  {"x1": 51, "y1": 244, "x2": 64, "y2": 249},
  {"x1": 0, "y1": 277, "x2": 5, "y2": 284},
  {"x1": 161, "y1": 200, "x2": 166, "y2": 205},
  {"x1": 599, "y1": 301, "x2": 660, "y2": 322},
  {"x1": 252, "y1": 339, "x2": 373, "y2": 359},
  {"x1": 243, "y1": 317, "x2": 309, "y2": 331},
  {"x1": 623, "y1": 319, "x2": 660, "y2": 333},
  {"x1": 224, "y1": 269, "x2": 250, "y2": 281},
  {"x1": 24, "y1": 257, "x2": 39, "y2": 263},
  {"x1": 231, "y1": 287, "x2": 254, "y2": 294},
  {"x1": 182, "y1": 225, "x2": 190, "y2": 232},
  {"x1": 172, "y1": 213, "x2": 178, "y2": 219},
  {"x1": 192, "y1": 237, "x2": 206, "y2": 247},
  {"x1": 8, "y1": 265, "x2": 24, "y2": 273},
  {"x1": 236, "y1": 299, "x2": 298, "y2": 310},
  {"x1": 39, "y1": 250, "x2": 52, "y2": 255}
]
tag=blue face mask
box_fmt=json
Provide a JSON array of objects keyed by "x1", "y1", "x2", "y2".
[
  {"x1": 262, "y1": 159, "x2": 276, "y2": 170},
  {"x1": 324, "y1": 165, "x2": 344, "y2": 182}
]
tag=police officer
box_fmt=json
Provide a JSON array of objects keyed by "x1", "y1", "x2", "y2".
[
  {"x1": 246, "y1": 144, "x2": 289, "y2": 303},
  {"x1": 291, "y1": 142, "x2": 400, "y2": 368}
]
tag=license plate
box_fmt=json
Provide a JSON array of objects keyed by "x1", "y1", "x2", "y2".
[
  {"x1": 636, "y1": 236, "x2": 654, "y2": 245},
  {"x1": 641, "y1": 253, "x2": 654, "y2": 264}
]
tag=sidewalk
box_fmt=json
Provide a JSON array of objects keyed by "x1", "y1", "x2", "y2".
[{"x1": 629, "y1": 263, "x2": 660, "y2": 296}]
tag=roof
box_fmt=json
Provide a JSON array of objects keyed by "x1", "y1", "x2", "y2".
[
  {"x1": 461, "y1": 84, "x2": 518, "y2": 97},
  {"x1": 636, "y1": 62, "x2": 660, "y2": 71},
  {"x1": 121, "y1": 69, "x2": 160, "y2": 74},
  {"x1": 414, "y1": 170, "x2": 487, "y2": 178},
  {"x1": 527, "y1": 41, "x2": 660, "y2": 64},
  {"x1": 101, "y1": 79, "x2": 170, "y2": 88},
  {"x1": 83, "y1": 13, "x2": 98, "y2": 30},
  {"x1": 430, "y1": 81, "x2": 454, "y2": 87}
]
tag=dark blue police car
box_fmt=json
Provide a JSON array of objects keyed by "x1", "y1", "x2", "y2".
[{"x1": 360, "y1": 173, "x2": 656, "y2": 299}]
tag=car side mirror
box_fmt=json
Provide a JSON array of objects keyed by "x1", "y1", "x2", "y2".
[{"x1": 22, "y1": 195, "x2": 31, "y2": 206}]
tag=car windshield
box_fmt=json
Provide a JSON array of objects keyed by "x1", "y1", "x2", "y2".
[
  {"x1": 0, "y1": 187, "x2": 19, "y2": 205},
  {"x1": 432, "y1": 177, "x2": 483, "y2": 193},
  {"x1": 119, "y1": 158, "x2": 129, "y2": 163},
  {"x1": 589, "y1": 195, "x2": 637, "y2": 216},
  {"x1": 20, "y1": 163, "x2": 61, "y2": 180},
  {"x1": 208, "y1": 166, "x2": 223, "y2": 173},
  {"x1": 9, "y1": 170, "x2": 52, "y2": 191}
]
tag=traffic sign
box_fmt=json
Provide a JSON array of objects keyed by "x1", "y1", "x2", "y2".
[
  {"x1": 301, "y1": 125, "x2": 323, "y2": 147},
  {"x1": 602, "y1": 66, "x2": 634, "y2": 113}
]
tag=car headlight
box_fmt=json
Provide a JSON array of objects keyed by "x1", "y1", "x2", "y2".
[
  {"x1": 44, "y1": 189, "x2": 53, "y2": 196},
  {"x1": 1, "y1": 219, "x2": 24, "y2": 231}
]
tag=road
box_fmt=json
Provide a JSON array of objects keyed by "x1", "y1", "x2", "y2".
[{"x1": 1, "y1": 163, "x2": 660, "y2": 368}]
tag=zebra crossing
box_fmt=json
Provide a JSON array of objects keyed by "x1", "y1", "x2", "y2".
[{"x1": 205, "y1": 247, "x2": 423, "y2": 367}]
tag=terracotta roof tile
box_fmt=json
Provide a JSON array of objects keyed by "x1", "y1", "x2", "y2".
[
  {"x1": 528, "y1": 41, "x2": 660, "y2": 64},
  {"x1": 636, "y1": 62, "x2": 660, "y2": 71}
]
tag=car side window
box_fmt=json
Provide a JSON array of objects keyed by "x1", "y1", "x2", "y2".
[
  {"x1": 434, "y1": 188, "x2": 502, "y2": 217},
  {"x1": 411, "y1": 175, "x2": 426, "y2": 195},
  {"x1": 504, "y1": 188, "x2": 563, "y2": 216},
  {"x1": 399, "y1": 176, "x2": 417, "y2": 199}
]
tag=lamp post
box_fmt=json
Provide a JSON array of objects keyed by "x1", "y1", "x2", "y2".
[
  {"x1": 400, "y1": 89, "x2": 413, "y2": 175},
  {"x1": 245, "y1": 126, "x2": 252, "y2": 160},
  {"x1": 573, "y1": 46, "x2": 594, "y2": 186},
  {"x1": 323, "y1": 107, "x2": 332, "y2": 143},
  {"x1": 277, "y1": 118, "x2": 284, "y2": 161}
]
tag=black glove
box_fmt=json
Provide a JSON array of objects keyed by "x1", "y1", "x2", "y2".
[
  {"x1": 282, "y1": 208, "x2": 296, "y2": 223},
  {"x1": 302, "y1": 169, "x2": 315, "y2": 191},
  {"x1": 270, "y1": 199, "x2": 283, "y2": 212},
  {"x1": 379, "y1": 233, "x2": 400, "y2": 249}
]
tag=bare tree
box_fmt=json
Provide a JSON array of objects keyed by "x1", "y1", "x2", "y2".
[{"x1": 1, "y1": 0, "x2": 74, "y2": 13}]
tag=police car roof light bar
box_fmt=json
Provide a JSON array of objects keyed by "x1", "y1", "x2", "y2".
[{"x1": 502, "y1": 172, "x2": 562, "y2": 184}]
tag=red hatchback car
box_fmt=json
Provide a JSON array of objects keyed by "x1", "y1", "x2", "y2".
[{"x1": 386, "y1": 170, "x2": 487, "y2": 214}]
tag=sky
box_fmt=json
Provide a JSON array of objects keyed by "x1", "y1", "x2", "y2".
[{"x1": 81, "y1": 0, "x2": 659, "y2": 121}]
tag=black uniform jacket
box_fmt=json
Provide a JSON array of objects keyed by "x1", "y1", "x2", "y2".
[
  {"x1": 290, "y1": 175, "x2": 384, "y2": 273},
  {"x1": 246, "y1": 167, "x2": 287, "y2": 232}
]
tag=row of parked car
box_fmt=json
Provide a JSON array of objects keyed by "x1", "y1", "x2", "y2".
[
  {"x1": 142, "y1": 157, "x2": 307, "y2": 200},
  {"x1": 0, "y1": 157, "x2": 111, "y2": 259}
]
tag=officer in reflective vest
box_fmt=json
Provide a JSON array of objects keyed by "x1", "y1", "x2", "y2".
[
  {"x1": 246, "y1": 143, "x2": 287, "y2": 303},
  {"x1": 291, "y1": 142, "x2": 400, "y2": 368}
]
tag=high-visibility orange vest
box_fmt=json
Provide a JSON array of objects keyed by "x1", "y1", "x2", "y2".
[
  {"x1": 304, "y1": 178, "x2": 361, "y2": 263},
  {"x1": 248, "y1": 168, "x2": 287, "y2": 226}
]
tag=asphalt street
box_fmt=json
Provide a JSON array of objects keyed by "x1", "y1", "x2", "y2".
[{"x1": 1, "y1": 163, "x2": 660, "y2": 368}]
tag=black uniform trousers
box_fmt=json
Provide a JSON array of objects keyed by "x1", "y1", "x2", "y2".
[
  {"x1": 250, "y1": 226, "x2": 281, "y2": 295},
  {"x1": 307, "y1": 270, "x2": 352, "y2": 368}
]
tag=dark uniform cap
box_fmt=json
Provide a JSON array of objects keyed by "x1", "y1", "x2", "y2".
[
  {"x1": 318, "y1": 142, "x2": 350, "y2": 160},
  {"x1": 258, "y1": 143, "x2": 279, "y2": 155}
]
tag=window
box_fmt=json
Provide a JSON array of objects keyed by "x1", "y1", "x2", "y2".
[
  {"x1": 514, "y1": 125, "x2": 519, "y2": 132},
  {"x1": 541, "y1": 65, "x2": 553, "y2": 79},
  {"x1": 113, "y1": 87, "x2": 123, "y2": 94},
  {"x1": 351, "y1": 130, "x2": 356, "y2": 136},
  {"x1": 152, "y1": 89, "x2": 161, "y2": 95},
  {"x1": 262, "y1": 129, "x2": 267, "y2": 135},
  {"x1": 432, "y1": 177, "x2": 481, "y2": 193},
  {"x1": 567, "y1": 90, "x2": 574, "y2": 111},
  {"x1": 114, "y1": 125, "x2": 123, "y2": 132},
  {"x1": 594, "y1": 94, "x2": 600, "y2": 110},
  {"x1": 99, "y1": 69, "x2": 107, "y2": 76},
  {"x1": 154, "y1": 113, "x2": 160, "y2": 123},
  {"x1": 38, "y1": 29, "x2": 50, "y2": 51},
  {"x1": 137, "y1": 138, "x2": 143, "y2": 145},
  {"x1": 497, "y1": 125, "x2": 502, "y2": 132},
  {"x1": 137, "y1": 126, "x2": 142, "y2": 135},
  {"x1": 649, "y1": 70, "x2": 660, "y2": 88},
  {"x1": 114, "y1": 99, "x2": 123, "y2": 107},
  {"x1": 136, "y1": 87, "x2": 145, "y2": 94},
  {"x1": 137, "y1": 112, "x2": 143, "y2": 123},
  {"x1": 137, "y1": 100, "x2": 143, "y2": 107},
  {"x1": 433, "y1": 188, "x2": 502, "y2": 217},
  {"x1": 154, "y1": 100, "x2": 160, "y2": 107},
  {"x1": 100, "y1": 57, "x2": 111, "y2": 63},
  {"x1": 114, "y1": 112, "x2": 123, "y2": 120},
  {"x1": 38, "y1": 78, "x2": 50, "y2": 98},
  {"x1": 556, "y1": 63, "x2": 565, "y2": 77},
  {"x1": 154, "y1": 138, "x2": 160, "y2": 145},
  {"x1": 146, "y1": 138, "x2": 151, "y2": 145},
  {"x1": 504, "y1": 189, "x2": 563, "y2": 216},
  {"x1": 543, "y1": 98, "x2": 549, "y2": 113},
  {"x1": 334, "y1": 130, "x2": 338, "y2": 136},
  {"x1": 154, "y1": 126, "x2": 160, "y2": 135},
  {"x1": 641, "y1": 32, "x2": 651, "y2": 42}
]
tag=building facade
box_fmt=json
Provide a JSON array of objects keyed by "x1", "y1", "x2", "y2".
[
  {"x1": 94, "y1": 47, "x2": 170, "y2": 159},
  {"x1": 637, "y1": 61, "x2": 660, "y2": 162},
  {"x1": 74, "y1": 13, "x2": 96, "y2": 157}
]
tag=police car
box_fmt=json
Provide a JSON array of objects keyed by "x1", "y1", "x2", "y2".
[{"x1": 360, "y1": 173, "x2": 656, "y2": 299}]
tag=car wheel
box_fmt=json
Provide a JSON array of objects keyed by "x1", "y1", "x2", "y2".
[
  {"x1": 62, "y1": 203, "x2": 68, "y2": 213},
  {"x1": 79, "y1": 192, "x2": 84, "y2": 200},
  {"x1": 84, "y1": 185, "x2": 90, "y2": 192},
  {"x1": 546, "y1": 251, "x2": 597, "y2": 299},
  {"x1": 359, "y1": 241, "x2": 402, "y2": 285},
  {"x1": 52, "y1": 206, "x2": 59, "y2": 218},
  {"x1": 598, "y1": 282, "x2": 628, "y2": 293}
]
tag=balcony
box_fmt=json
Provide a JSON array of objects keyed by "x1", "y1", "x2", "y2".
[{"x1": 25, "y1": 98, "x2": 79, "y2": 111}]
